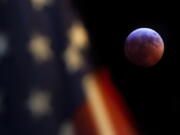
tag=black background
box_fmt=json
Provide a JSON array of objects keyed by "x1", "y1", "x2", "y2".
[
  {"x1": 73, "y1": 1, "x2": 179, "y2": 135},
  {"x1": 0, "y1": 1, "x2": 178, "y2": 135}
]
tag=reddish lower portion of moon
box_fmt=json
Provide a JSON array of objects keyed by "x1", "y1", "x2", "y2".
[{"x1": 124, "y1": 28, "x2": 164, "y2": 67}]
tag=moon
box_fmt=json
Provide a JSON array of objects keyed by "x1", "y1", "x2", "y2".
[{"x1": 124, "y1": 28, "x2": 164, "y2": 67}]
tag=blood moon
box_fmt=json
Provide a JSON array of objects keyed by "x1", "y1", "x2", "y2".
[{"x1": 124, "y1": 28, "x2": 164, "y2": 67}]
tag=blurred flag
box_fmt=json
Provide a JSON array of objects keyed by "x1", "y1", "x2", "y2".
[{"x1": 0, "y1": 0, "x2": 139, "y2": 135}]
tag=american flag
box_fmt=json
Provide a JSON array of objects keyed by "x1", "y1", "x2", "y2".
[{"x1": 0, "y1": 0, "x2": 138, "y2": 135}]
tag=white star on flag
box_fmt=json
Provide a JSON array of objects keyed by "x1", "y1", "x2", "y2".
[
  {"x1": 0, "y1": 33, "x2": 9, "y2": 58},
  {"x1": 31, "y1": 0, "x2": 53, "y2": 11},
  {"x1": 29, "y1": 34, "x2": 53, "y2": 64},
  {"x1": 27, "y1": 89, "x2": 52, "y2": 118}
]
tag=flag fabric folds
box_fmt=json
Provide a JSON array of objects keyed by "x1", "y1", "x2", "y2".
[{"x1": 0, "y1": 0, "x2": 138, "y2": 135}]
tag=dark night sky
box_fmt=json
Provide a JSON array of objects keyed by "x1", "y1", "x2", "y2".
[
  {"x1": 0, "y1": 1, "x2": 178, "y2": 135},
  {"x1": 73, "y1": 1, "x2": 179, "y2": 135}
]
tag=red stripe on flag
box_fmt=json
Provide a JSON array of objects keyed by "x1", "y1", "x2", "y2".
[
  {"x1": 95, "y1": 68, "x2": 139, "y2": 135},
  {"x1": 72, "y1": 68, "x2": 140, "y2": 135}
]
